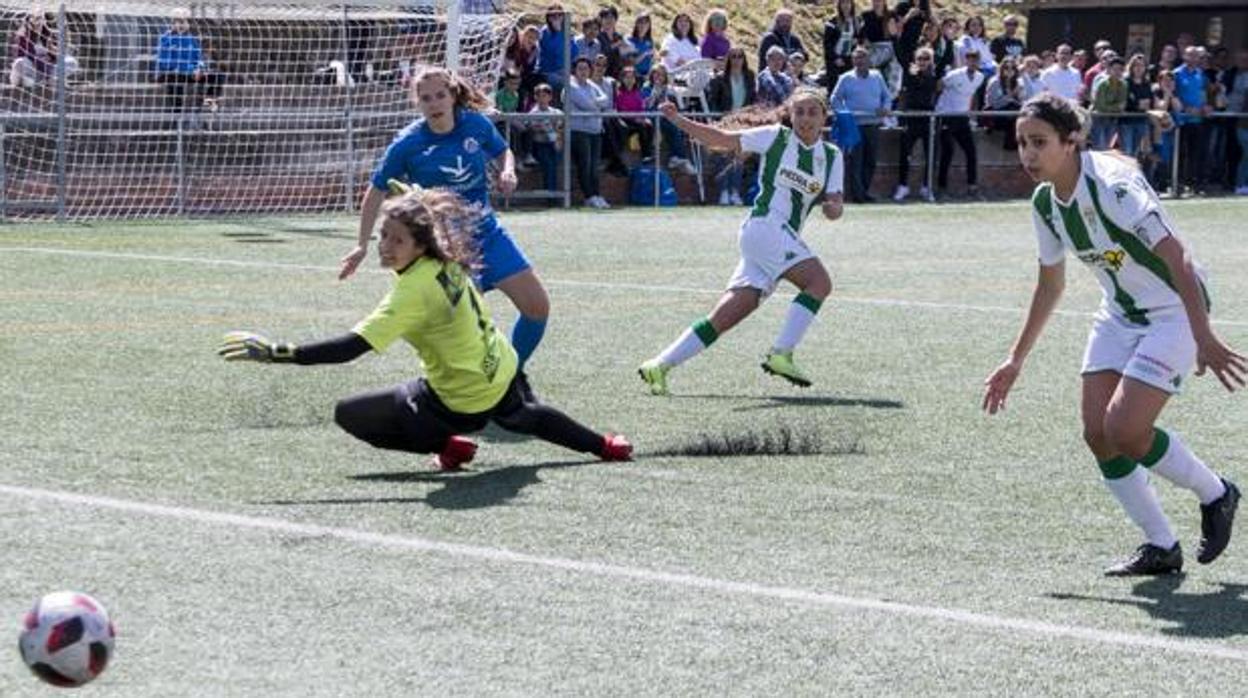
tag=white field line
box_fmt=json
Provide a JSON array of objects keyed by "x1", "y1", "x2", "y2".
[
  {"x1": 2, "y1": 482, "x2": 1247, "y2": 662},
  {"x1": 4, "y1": 245, "x2": 1248, "y2": 328}
]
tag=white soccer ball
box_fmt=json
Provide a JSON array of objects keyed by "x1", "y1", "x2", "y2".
[{"x1": 18, "y1": 591, "x2": 115, "y2": 688}]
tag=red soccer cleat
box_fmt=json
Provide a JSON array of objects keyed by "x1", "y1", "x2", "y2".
[
  {"x1": 600, "y1": 433, "x2": 633, "y2": 462},
  {"x1": 433, "y1": 436, "x2": 477, "y2": 472}
]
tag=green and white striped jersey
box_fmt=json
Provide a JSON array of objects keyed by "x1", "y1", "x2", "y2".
[
  {"x1": 741, "y1": 125, "x2": 843, "y2": 237},
  {"x1": 1032, "y1": 151, "x2": 1204, "y2": 326}
]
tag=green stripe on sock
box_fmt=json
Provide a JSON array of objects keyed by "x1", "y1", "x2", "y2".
[
  {"x1": 1099, "y1": 455, "x2": 1136, "y2": 480},
  {"x1": 794, "y1": 292, "x2": 823, "y2": 314},
  {"x1": 692, "y1": 318, "x2": 719, "y2": 347},
  {"x1": 1140, "y1": 428, "x2": 1170, "y2": 468}
]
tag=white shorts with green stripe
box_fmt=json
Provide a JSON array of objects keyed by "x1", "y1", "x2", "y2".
[
  {"x1": 1081, "y1": 312, "x2": 1195, "y2": 394},
  {"x1": 725, "y1": 218, "x2": 816, "y2": 298}
]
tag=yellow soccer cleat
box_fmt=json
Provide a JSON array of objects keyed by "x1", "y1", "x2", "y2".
[
  {"x1": 637, "y1": 358, "x2": 670, "y2": 396},
  {"x1": 761, "y1": 351, "x2": 812, "y2": 387}
]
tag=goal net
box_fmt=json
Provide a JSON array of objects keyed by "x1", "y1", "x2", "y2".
[{"x1": 0, "y1": 1, "x2": 518, "y2": 220}]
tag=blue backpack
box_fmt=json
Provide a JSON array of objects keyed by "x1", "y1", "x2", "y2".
[{"x1": 629, "y1": 166, "x2": 678, "y2": 206}]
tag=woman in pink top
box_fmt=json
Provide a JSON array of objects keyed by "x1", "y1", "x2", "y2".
[{"x1": 608, "y1": 66, "x2": 655, "y2": 160}]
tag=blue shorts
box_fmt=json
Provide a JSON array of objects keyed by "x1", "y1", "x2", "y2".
[{"x1": 476, "y1": 217, "x2": 531, "y2": 292}]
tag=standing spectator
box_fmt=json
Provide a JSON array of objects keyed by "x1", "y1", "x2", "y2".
[
  {"x1": 9, "y1": 11, "x2": 79, "y2": 88},
  {"x1": 1040, "y1": 44, "x2": 1082, "y2": 101},
  {"x1": 701, "y1": 9, "x2": 731, "y2": 63},
  {"x1": 932, "y1": 16, "x2": 960, "y2": 79},
  {"x1": 1020, "y1": 54, "x2": 1045, "y2": 101},
  {"x1": 526, "y1": 84, "x2": 563, "y2": 193},
  {"x1": 822, "y1": 0, "x2": 860, "y2": 82},
  {"x1": 1229, "y1": 50, "x2": 1248, "y2": 195},
  {"x1": 956, "y1": 16, "x2": 995, "y2": 76},
  {"x1": 155, "y1": 10, "x2": 203, "y2": 113},
  {"x1": 757, "y1": 9, "x2": 805, "y2": 75},
  {"x1": 936, "y1": 49, "x2": 985, "y2": 198},
  {"x1": 787, "y1": 51, "x2": 817, "y2": 88},
  {"x1": 756, "y1": 46, "x2": 794, "y2": 107},
  {"x1": 590, "y1": 54, "x2": 628, "y2": 177},
  {"x1": 858, "y1": 0, "x2": 896, "y2": 71},
  {"x1": 1174, "y1": 46, "x2": 1211, "y2": 192},
  {"x1": 1121, "y1": 54, "x2": 1154, "y2": 159},
  {"x1": 1150, "y1": 44, "x2": 1179, "y2": 83},
  {"x1": 892, "y1": 1, "x2": 930, "y2": 75},
  {"x1": 661, "y1": 13, "x2": 700, "y2": 71},
  {"x1": 626, "y1": 14, "x2": 656, "y2": 79},
  {"x1": 537, "y1": 5, "x2": 571, "y2": 101},
  {"x1": 504, "y1": 25, "x2": 541, "y2": 103},
  {"x1": 1081, "y1": 42, "x2": 1115, "y2": 103},
  {"x1": 1072, "y1": 49, "x2": 1091, "y2": 75},
  {"x1": 573, "y1": 17, "x2": 604, "y2": 65},
  {"x1": 1209, "y1": 47, "x2": 1235, "y2": 190},
  {"x1": 644, "y1": 64, "x2": 697, "y2": 175},
  {"x1": 894, "y1": 46, "x2": 939, "y2": 202},
  {"x1": 564, "y1": 56, "x2": 611, "y2": 209},
  {"x1": 494, "y1": 71, "x2": 526, "y2": 163},
  {"x1": 1090, "y1": 55, "x2": 1128, "y2": 150},
  {"x1": 597, "y1": 6, "x2": 626, "y2": 78},
  {"x1": 985, "y1": 56, "x2": 1024, "y2": 150},
  {"x1": 611, "y1": 65, "x2": 655, "y2": 163},
  {"x1": 990, "y1": 15, "x2": 1026, "y2": 64},
  {"x1": 830, "y1": 47, "x2": 892, "y2": 203},
  {"x1": 707, "y1": 47, "x2": 755, "y2": 204},
  {"x1": 1150, "y1": 70, "x2": 1183, "y2": 190}
]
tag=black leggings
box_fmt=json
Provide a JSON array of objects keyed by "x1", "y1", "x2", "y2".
[{"x1": 333, "y1": 376, "x2": 604, "y2": 457}]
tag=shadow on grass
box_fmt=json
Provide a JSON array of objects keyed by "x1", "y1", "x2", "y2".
[
  {"x1": 258, "y1": 459, "x2": 595, "y2": 511},
  {"x1": 672, "y1": 393, "x2": 904, "y2": 411},
  {"x1": 1047, "y1": 575, "x2": 1248, "y2": 639}
]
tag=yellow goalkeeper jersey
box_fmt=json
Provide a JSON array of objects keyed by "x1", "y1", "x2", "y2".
[{"x1": 353, "y1": 258, "x2": 517, "y2": 413}]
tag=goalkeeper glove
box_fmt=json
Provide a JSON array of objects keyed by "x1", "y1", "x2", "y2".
[
  {"x1": 387, "y1": 178, "x2": 420, "y2": 196},
  {"x1": 217, "y1": 331, "x2": 296, "y2": 363}
]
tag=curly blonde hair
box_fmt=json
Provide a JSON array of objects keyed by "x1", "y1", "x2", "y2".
[{"x1": 381, "y1": 188, "x2": 481, "y2": 270}]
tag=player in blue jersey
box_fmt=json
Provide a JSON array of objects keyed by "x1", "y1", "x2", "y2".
[
  {"x1": 984, "y1": 94, "x2": 1242, "y2": 576},
  {"x1": 340, "y1": 67, "x2": 550, "y2": 373}
]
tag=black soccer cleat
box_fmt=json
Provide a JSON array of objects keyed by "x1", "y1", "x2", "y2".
[
  {"x1": 1104, "y1": 542, "x2": 1183, "y2": 577},
  {"x1": 1197, "y1": 479, "x2": 1240, "y2": 565}
]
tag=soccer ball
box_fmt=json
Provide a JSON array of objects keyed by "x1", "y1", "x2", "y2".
[{"x1": 18, "y1": 591, "x2": 115, "y2": 688}]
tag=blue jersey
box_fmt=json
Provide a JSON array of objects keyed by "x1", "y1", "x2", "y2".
[{"x1": 371, "y1": 110, "x2": 508, "y2": 211}]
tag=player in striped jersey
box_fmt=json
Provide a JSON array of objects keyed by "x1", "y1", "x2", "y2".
[
  {"x1": 984, "y1": 94, "x2": 1243, "y2": 576},
  {"x1": 638, "y1": 89, "x2": 844, "y2": 395}
]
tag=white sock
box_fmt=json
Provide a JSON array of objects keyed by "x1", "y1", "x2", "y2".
[
  {"x1": 657, "y1": 318, "x2": 717, "y2": 368},
  {"x1": 773, "y1": 293, "x2": 822, "y2": 353},
  {"x1": 1104, "y1": 467, "x2": 1178, "y2": 549},
  {"x1": 1144, "y1": 429, "x2": 1227, "y2": 505}
]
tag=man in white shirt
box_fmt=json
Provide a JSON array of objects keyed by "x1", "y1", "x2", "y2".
[
  {"x1": 1040, "y1": 43, "x2": 1083, "y2": 101},
  {"x1": 935, "y1": 50, "x2": 985, "y2": 197}
]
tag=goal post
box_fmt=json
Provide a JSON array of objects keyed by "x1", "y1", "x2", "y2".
[{"x1": 0, "y1": 0, "x2": 518, "y2": 220}]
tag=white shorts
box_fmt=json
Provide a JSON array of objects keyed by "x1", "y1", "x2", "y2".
[
  {"x1": 1081, "y1": 313, "x2": 1196, "y2": 394},
  {"x1": 725, "y1": 218, "x2": 816, "y2": 297}
]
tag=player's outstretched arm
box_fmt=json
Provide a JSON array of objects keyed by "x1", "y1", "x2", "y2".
[
  {"x1": 1153, "y1": 235, "x2": 1247, "y2": 391},
  {"x1": 983, "y1": 261, "x2": 1066, "y2": 414},
  {"x1": 217, "y1": 331, "x2": 371, "y2": 365},
  {"x1": 342, "y1": 185, "x2": 387, "y2": 281},
  {"x1": 658, "y1": 102, "x2": 741, "y2": 153}
]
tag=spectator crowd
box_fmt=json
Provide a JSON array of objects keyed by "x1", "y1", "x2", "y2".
[
  {"x1": 8, "y1": 3, "x2": 1247, "y2": 205},
  {"x1": 492, "y1": 2, "x2": 1248, "y2": 206}
]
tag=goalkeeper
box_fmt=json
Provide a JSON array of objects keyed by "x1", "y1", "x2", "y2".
[
  {"x1": 342, "y1": 66, "x2": 550, "y2": 374},
  {"x1": 221, "y1": 187, "x2": 632, "y2": 470}
]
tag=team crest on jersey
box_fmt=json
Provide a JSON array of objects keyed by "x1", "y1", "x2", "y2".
[
  {"x1": 462, "y1": 137, "x2": 480, "y2": 154},
  {"x1": 777, "y1": 166, "x2": 822, "y2": 197},
  {"x1": 1077, "y1": 248, "x2": 1125, "y2": 272}
]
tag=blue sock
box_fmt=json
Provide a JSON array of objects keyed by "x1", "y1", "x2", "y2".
[{"x1": 511, "y1": 315, "x2": 547, "y2": 369}]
